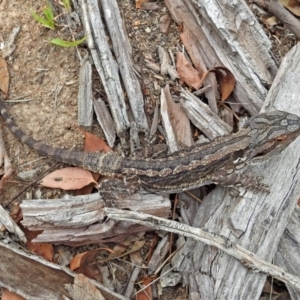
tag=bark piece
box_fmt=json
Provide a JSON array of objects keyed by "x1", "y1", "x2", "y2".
[
  {"x1": 99, "y1": 0, "x2": 148, "y2": 132},
  {"x1": 180, "y1": 88, "x2": 232, "y2": 139},
  {"x1": 21, "y1": 191, "x2": 170, "y2": 246},
  {"x1": 275, "y1": 207, "x2": 300, "y2": 300},
  {"x1": 78, "y1": 0, "x2": 130, "y2": 139},
  {"x1": 0, "y1": 205, "x2": 26, "y2": 243},
  {"x1": 93, "y1": 98, "x2": 116, "y2": 148},
  {"x1": 78, "y1": 56, "x2": 93, "y2": 130}
]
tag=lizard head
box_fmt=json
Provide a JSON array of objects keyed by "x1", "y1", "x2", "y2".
[{"x1": 247, "y1": 110, "x2": 300, "y2": 159}]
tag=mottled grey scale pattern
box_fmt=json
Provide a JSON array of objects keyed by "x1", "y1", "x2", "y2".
[
  {"x1": 1, "y1": 101, "x2": 300, "y2": 194},
  {"x1": 288, "y1": 124, "x2": 300, "y2": 132}
]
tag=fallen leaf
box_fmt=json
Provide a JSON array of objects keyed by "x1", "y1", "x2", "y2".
[
  {"x1": 141, "y1": 2, "x2": 160, "y2": 10},
  {"x1": 136, "y1": 0, "x2": 149, "y2": 9},
  {"x1": 176, "y1": 52, "x2": 202, "y2": 89},
  {"x1": 70, "y1": 248, "x2": 113, "y2": 271},
  {"x1": 75, "y1": 129, "x2": 111, "y2": 195},
  {"x1": 199, "y1": 66, "x2": 235, "y2": 101},
  {"x1": 159, "y1": 14, "x2": 171, "y2": 34},
  {"x1": 163, "y1": 85, "x2": 193, "y2": 147},
  {"x1": 65, "y1": 274, "x2": 105, "y2": 300},
  {"x1": 262, "y1": 279, "x2": 280, "y2": 294},
  {"x1": 2, "y1": 288, "x2": 25, "y2": 300},
  {"x1": 10, "y1": 203, "x2": 23, "y2": 223},
  {"x1": 0, "y1": 57, "x2": 9, "y2": 96},
  {"x1": 23, "y1": 227, "x2": 54, "y2": 262},
  {"x1": 210, "y1": 66, "x2": 235, "y2": 101},
  {"x1": 71, "y1": 248, "x2": 112, "y2": 282},
  {"x1": 262, "y1": 16, "x2": 279, "y2": 28},
  {"x1": 41, "y1": 167, "x2": 98, "y2": 190},
  {"x1": 79, "y1": 128, "x2": 111, "y2": 153},
  {"x1": 136, "y1": 277, "x2": 155, "y2": 300},
  {"x1": 280, "y1": 0, "x2": 300, "y2": 16}
]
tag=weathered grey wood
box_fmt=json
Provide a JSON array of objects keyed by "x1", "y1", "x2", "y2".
[
  {"x1": 105, "y1": 208, "x2": 300, "y2": 291},
  {"x1": 21, "y1": 191, "x2": 170, "y2": 246},
  {"x1": 160, "y1": 86, "x2": 179, "y2": 153},
  {"x1": 0, "y1": 126, "x2": 12, "y2": 189},
  {"x1": 78, "y1": 56, "x2": 93, "y2": 130},
  {"x1": 99, "y1": 0, "x2": 148, "y2": 132},
  {"x1": 78, "y1": 0, "x2": 130, "y2": 140},
  {"x1": 265, "y1": 44, "x2": 300, "y2": 300},
  {"x1": 180, "y1": 88, "x2": 232, "y2": 139},
  {"x1": 0, "y1": 205, "x2": 26, "y2": 243},
  {"x1": 165, "y1": 0, "x2": 278, "y2": 115},
  {"x1": 172, "y1": 43, "x2": 300, "y2": 299},
  {"x1": 275, "y1": 207, "x2": 300, "y2": 300},
  {"x1": 0, "y1": 241, "x2": 128, "y2": 300},
  {"x1": 93, "y1": 98, "x2": 116, "y2": 147}
]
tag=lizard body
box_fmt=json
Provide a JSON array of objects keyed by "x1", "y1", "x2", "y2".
[{"x1": 1, "y1": 100, "x2": 300, "y2": 193}]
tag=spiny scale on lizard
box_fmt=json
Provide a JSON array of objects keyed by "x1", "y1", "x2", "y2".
[{"x1": 1, "y1": 100, "x2": 300, "y2": 193}]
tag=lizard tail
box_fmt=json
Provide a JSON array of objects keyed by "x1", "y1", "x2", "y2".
[{"x1": 0, "y1": 100, "x2": 96, "y2": 171}]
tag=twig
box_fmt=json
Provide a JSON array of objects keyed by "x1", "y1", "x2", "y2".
[
  {"x1": 5, "y1": 163, "x2": 60, "y2": 207},
  {"x1": 252, "y1": 0, "x2": 300, "y2": 39},
  {"x1": 105, "y1": 207, "x2": 300, "y2": 291}
]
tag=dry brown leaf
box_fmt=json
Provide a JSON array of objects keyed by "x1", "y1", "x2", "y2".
[
  {"x1": 159, "y1": 14, "x2": 171, "y2": 34},
  {"x1": 280, "y1": 0, "x2": 300, "y2": 16},
  {"x1": 136, "y1": 0, "x2": 149, "y2": 9},
  {"x1": 2, "y1": 288, "x2": 25, "y2": 300},
  {"x1": 210, "y1": 66, "x2": 235, "y2": 101},
  {"x1": 65, "y1": 274, "x2": 105, "y2": 300},
  {"x1": 263, "y1": 16, "x2": 279, "y2": 28},
  {"x1": 75, "y1": 129, "x2": 111, "y2": 194},
  {"x1": 0, "y1": 57, "x2": 9, "y2": 96},
  {"x1": 23, "y1": 227, "x2": 54, "y2": 262},
  {"x1": 176, "y1": 52, "x2": 202, "y2": 89},
  {"x1": 163, "y1": 85, "x2": 193, "y2": 147},
  {"x1": 141, "y1": 2, "x2": 160, "y2": 10},
  {"x1": 41, "y1": 167, "x2": 97, "y2": 190},
  {"x1": 70, "y1": 248, "x2": 113, "y2": 271},
  {"x1": 79, "y1": 128, "x2": 111, "y2": 153},
  {"x1": 136, "y1": 277, "x2": 155, "y2": 300},
  {"x1": 71, "y1": 248, "x2": 113, "y2": 282},
  {"x1": 262, "y1": 279, "x2": 280, "y2": 294},
  {"x1": 10, "y1": 203, "x2": 23, "y2": 223},
  {"x1": 70, "y1": 252, "x2": 87, "y2": 271},
  {"x1": 180, "y1": 30, "x2": 207, "y2": 77}
]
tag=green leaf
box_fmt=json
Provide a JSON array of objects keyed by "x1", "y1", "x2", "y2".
[
  {"x1": 43, "y1": 6, "x2": 54, "y2": 23},
  {"x1": 50, "y1": 36, "x2": 87, "y2": 47},
  {"x1": 31, "y1": 11, "x2": 55, "y2": 30},
  {"x1": 62, "y1": 0, "x2": 71, "y2": 12}
]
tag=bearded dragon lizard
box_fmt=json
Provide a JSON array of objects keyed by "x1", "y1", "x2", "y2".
[{"x1": 1, "y1": 100, "x2": 300, "y2": 193}]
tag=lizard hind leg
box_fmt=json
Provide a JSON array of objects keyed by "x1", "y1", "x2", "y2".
[{"x1": 211, "y1": 173, "x2": 270, "y2": 193}]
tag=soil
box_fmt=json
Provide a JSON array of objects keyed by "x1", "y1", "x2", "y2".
[{"x1": 0, "y1": 0, "x2": 297, "y2": 299}]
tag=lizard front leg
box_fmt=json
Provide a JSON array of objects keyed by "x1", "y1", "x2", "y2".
[
  {"x1": 98, "y1": 175, "x2": 140, "y2": 207},
  {"x1": 210, "y1": 171, "x2": 270, "y2": 193}
]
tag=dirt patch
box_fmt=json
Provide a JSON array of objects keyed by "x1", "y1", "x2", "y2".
[{"x1": 0, "y1": 0, "x2": 82, "y2": 201}]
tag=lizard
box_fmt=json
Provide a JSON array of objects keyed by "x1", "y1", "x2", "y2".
[{"x1": 0, "y1": 99, "x2": 300, "y2": 194}]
